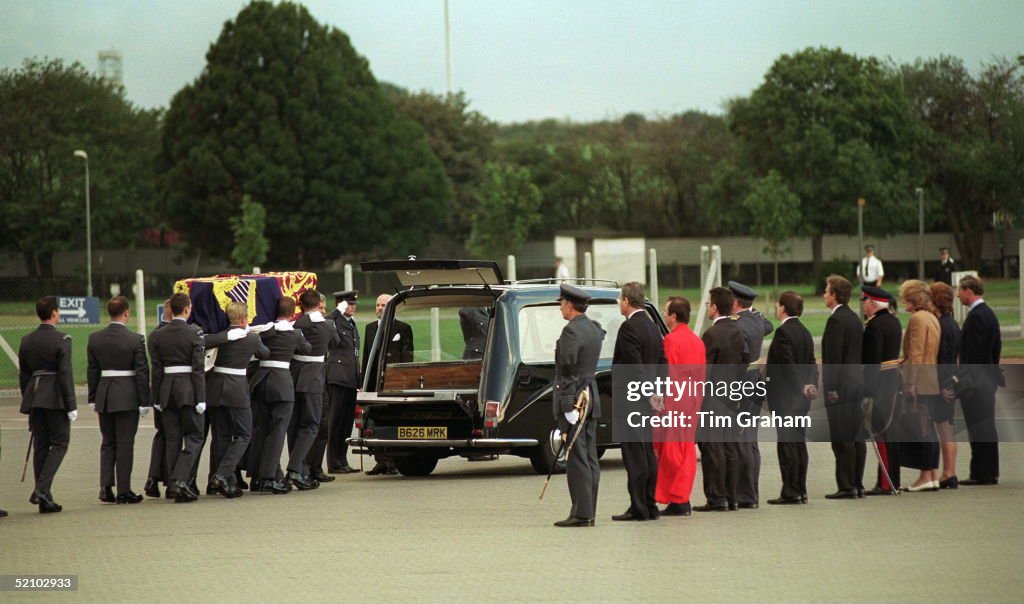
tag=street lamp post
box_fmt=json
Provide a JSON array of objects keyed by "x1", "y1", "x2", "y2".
[
  {"x1": 73, "y1": 150, "x2": 93, "y2": 297},
  {"x1": 916, "y1": 187, "x2": 924, "y2": 279}
]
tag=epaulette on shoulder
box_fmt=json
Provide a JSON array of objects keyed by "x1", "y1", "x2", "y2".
[{"x1": 62, "y1": 334, "x2": 72, "y2": 340}]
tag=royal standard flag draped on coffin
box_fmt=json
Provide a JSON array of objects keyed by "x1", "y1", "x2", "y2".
[{"x1": 173, "y1": 272, "x2": 318, "y2": 333}]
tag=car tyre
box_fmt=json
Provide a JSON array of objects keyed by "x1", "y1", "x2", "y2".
[
  {"x1": 395, "y1": 457, "x2": 439, "y2": 477},
  {"x1": 529, "y1": 429, "x2": 567, "y2": 475}
]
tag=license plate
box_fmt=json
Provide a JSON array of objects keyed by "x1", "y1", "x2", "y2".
[{"x1": 398, "y1": 426, "x2": 448, "y2": 439}]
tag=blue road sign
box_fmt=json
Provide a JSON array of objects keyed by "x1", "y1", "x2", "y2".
[{"x1": 58, "y1": 296, "x2": 100, "y2": 325}]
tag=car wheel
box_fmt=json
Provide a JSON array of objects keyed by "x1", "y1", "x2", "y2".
[
  {"x1": 395, "y1": 457, "x2": 439, "y2": 477},
  {"x1": 529, "y1": 428, "x2": 567, "y2": 475}
]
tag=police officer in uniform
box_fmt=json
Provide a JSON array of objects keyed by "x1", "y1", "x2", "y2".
[
  {"x1": 19, "y1": 296, "x2": 77, "y2": 513},
  {"x1": 553, "y1": 284, "x2": 605, "y2": 527},
  {"x1": 249, "y1": 297, "x2": 310, "y2": 493},
  {"x1": 204, "y1": 302, "x2": 270, "y2": 498},
  {"x1": 87, "y1": 295, "x2": 150, "y2": 504},
  {"x1": 323, "y1": 290, "x2": 360, "y2": 475},
  {"x1": 287, "y1": 290, "x2": 339, "y2": 490},
  {"x1": 148, "y1": 292, "x2": 207, "y2": 503},
  {"x1": 729, "y1": 281, "x2": 773, "y2": 510},
  {"x1": 861, "y1": 285, "x2": 903, "y2": 495}
]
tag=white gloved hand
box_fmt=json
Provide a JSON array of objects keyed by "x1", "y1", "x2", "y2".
[
  {"x1": 337, "y1": 300, "x2": 348, "y2": 314},
  {"x1": 139, "y1": 406, "x2": 151, "y2": 417},
  {"x1": 196, "y1": 402, "x2": 207, "y2": 414},
  {"x1": 227, "y1": 328, "x2": 247, "y2": 341},
  {"x1": 564, "y1": 409, "x2": 580, "y2": 425},
  {"x1": 88, "y1": 402, "x2": 96, "y2": 412},
  {"x1": 154, "y1": 404, "x2": 163, "y2": 412},
  {"x1": 67, "y1": 410, "x2": 78, "y2": 422}
]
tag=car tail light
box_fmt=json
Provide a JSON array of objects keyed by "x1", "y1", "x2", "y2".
[
  {"x1": 354, "y1": 405, "x2": 363, "y2": 431},
  {"x1": 483, "y1": 401, "x2": 500, "y2": 428},
  {"x1": 471, "y1": 429, "x2": 483, "y2": 437},
  {"x1": 362, "y1": 428, "x2": 374, "y2": 437}
]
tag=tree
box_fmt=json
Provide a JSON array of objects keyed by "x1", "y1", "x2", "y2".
[
  {"x1": 160, "y1": 1, "x2": 449, "y2": 267},
  {"x1": 468, "y1": 163, "x2": 542, "y2": 259},
  {"x1": 729, "y1": 47, "x2": 923, "y2": 273},
  {"x1": 0, "y1": 58, "x2": 161, "y2": 277},
  {"x1": 901, "y1": 56, "x2": 1024, "y2": 269},
  {"x1": 231, "y1": 195, "x2": 269, "y2": 269},
  {"x1": 742, "y1": 171, "x2": 802, "y2": 295}
]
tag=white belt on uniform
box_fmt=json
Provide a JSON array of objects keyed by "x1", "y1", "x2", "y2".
[
  {"x1": 164, "y1": 365, "x2": 192, "y2": 374},
  {"x1": 213, "y1": 366, "x2": 247, "y2": 376},
  {"x1": 292, "y1": 355, "x2": 325, "y2": 363},
  {"x1": 100, "y1": 370, "x2": 135, "y2": 378},
  {"x1": 259, "y1": 360, "x2": 291, "y2": 369}
]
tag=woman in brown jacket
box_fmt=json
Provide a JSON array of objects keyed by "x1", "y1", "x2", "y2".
[{"x1": 900, "y1": 280, "x2": 942, "y2": 491}]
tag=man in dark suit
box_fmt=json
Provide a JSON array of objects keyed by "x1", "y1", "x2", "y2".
[
  {"x1": 933, "y1": 248, "x2": 958, "y2": 285},
  {"x1": 87, "y1": 295, "x2": 150, "y2": 504},
  {"x1": 148, "y1": 292, "x2": 207, "y2": 503},
  {"x1": 320, "y1": 290, "x2": 361, "y2": 476},
  {"x1": 695, "y1": 286, "x2": 749, "y2": 512},
  {"x1": 459, "y1": 307, "x2": 489, "y2": 359},
  {"x1": 553, "y1": 284, "x2": 605, "y2": 528},
  {"x1": 19, "y1": 296, "x2": 77, "y2": 513},
  {"x1": 144, "y1": 299, "x2": 172, "y2": 498},
  {"x1": 288, "y1": 290, "x2": 339, "y2": 490},
  {"x1": 250, "y1": 297, "x2": 310, "y2": 493},
  {"x1": 204, "y1": 301, "x2": 271, "y2": 498},
  {"x1": 765, "y1": 291, "x2": 818, "y2": 505},
  {"x1": 956, "y1": 275, "x2": 1003, "y2": 485},
  {"x1": 729, "y1": 281, "x2": 773, "y2": 509},
  {"x1": 611, "y1": 282, "x2": 666, "y2": 521},
  {"x1": 821, "y1": 275, "x2": 866, "y2": 499},
  {"x1": 363, "y1": 293, "x2": 413, "y2": 476},
  {"x1": 860, "y1": 285, "x2": 903, "y2": 495}
]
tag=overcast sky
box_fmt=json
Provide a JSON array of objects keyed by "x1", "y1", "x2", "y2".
[{"x1": 2, "y1": 1, "x2": 1021, "y2": 123}]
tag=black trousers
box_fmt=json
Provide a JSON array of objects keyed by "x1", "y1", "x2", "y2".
[
  {"x1": 99, "y1": 410, "x2": 140, "y2": 493},
  {"x1": 305, "y1": 389, "x2": 330, "y2": 474},
  {"x1": 698, "y1": 399, "x2": 741, "y2": 506},
  {"x1": 288, "y1": 391, "x2": 322, "y2": 475},
  {"x1": 774, "y1": 400, "x2": 810, "y2": 499},
  {"x1": 200, "y1": 407, "x2": 224, "y2": 483},
  {"x1": 30, "y1": 408, "x2": 70, "y2": 496},
  {"x1": 163, "y1": 404, "x2": 206, "y2": 483},
  {"x1": 214, "y1": 406, "x2": 252, "y2": 480},
  {"x1": 733, "y1": 392, "x2": 762, "y2": 505},
  {"x1": 566, "y1": 417, "x2": 600, "y2": 520},
  {"x1": 825, "y1": 392, "x2": 866, "y2": 492},
  {"x1": 961, "y1": 386, "x2": 999, "y2": 480},
  {"x1": 147, "y1": 408, "x2": 166, "y2": 483},
  {"x1": 253, "y1": 397, "x2": 293, "y2": 482},
  {"x1": 327, "y1": 384, "x2": 357, "y2": 470},
  {"x1": 621, "y1": 428, "x2": 658, "y2": 519}
]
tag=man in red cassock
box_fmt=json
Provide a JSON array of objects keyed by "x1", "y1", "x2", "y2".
[{"x1": 654, "y1": 296, "x2": 706, "y2": 516}]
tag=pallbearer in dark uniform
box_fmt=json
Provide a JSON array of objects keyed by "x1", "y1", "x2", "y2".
[
  {"x1": 553, "y1": 284, "x2": 605, "y2": 528},
  {"x1": 728, "y1": 281, "x2": 773, "y2": 509},
  {"x1": 19, "y1": 296, "x2": 77, "y2": 513},
  {"x1": 287, "y1": 290, "x2": 339, "y2": 490},
  {"x1": 87, "y1": 295, "x2": 150, "y2": 504},
  {"x1": 144, "y1": 299, "x2": 172, "y2": 498},
  {"x1": 695, "y1": 287, "x2": 749, "y2": 512},
  {"x1": 611, "y1": 282, "x2": 666, "y2": 522},
  {"x1": 363, "y1": 293, "x2": 413, "y2": 476},
  {"x1": 860, "y1": 285, "x2": 903, "y2": 495},
  {"x1": 765, "y1": 291, "x2": 818, "y2": 505},
  {"x1": 458, "y1": 307, "x2": 489, "y2": 359},
  {"x1": 821, "y1": 275, "x2": 866, "y2": 499},
  {"x1": 203, "y1": 302, "x2": 270, "y2": 498},
  {"x1": 148, "y1": 292, "x2": 207, "y2": 503},
  {"x1": 321, "y1": 290, "x2": 360, "y2": 475},
  {"x1": 250, "y1": 297, "x2": 310, "y2": 493}
]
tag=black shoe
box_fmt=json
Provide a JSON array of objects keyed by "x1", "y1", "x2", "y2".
[
  {"x1": 234, "y1": 469, "x2": 248, "y2": 490},
  {"x1": 801, "y1": 493, "x2": 809, "y2": 503},
  {"x1": 310, "y1": 472, "x2": 336, "y2": 483},
  {"x1": 939, "y1": 476, "x2": 959, "y2": 489},
  {"x1": 824, "y1": 489, "x2": 860, "y2": 500},
  {"x1": 857, "y1": 488, "x2": 866, "y2": 498},
  {"x1": 611, "y1": 510, "x2": 647, "y2": 521},
  {"x1": 259, "y1": 479, "x2": 291, "y2": 494},
  {"x1": 210, "y1": 475, "x2": 237, "y2": 499},
  {"x1": 0, "y1": 509, "x2": 7, "y2": 518},
  {"x1": 206, "y1": 482, "x2": 219, "y2": 496},
  {"x1": 662, "y1": 503, "x2": 692, "y2": 516},
  {"x1": 365, "y1": 463, "x2": 388, "y2": 476},
  {"x1": 286, "y1": 471, "x2": 319, "y2": 491},
  {"x1": 737, "y1": 502, "x2": 759, "y2": 510},
  {"x1": 188, "y1": 478, "x2": 200, "y2": 496},
  {"x1": 767, "y1": 496, "x2": 804, "y2": 505},
  {"x1": 116, "y1": 491, "x2": 144, "y2": 504},
  {"x1": 728, "y1": 502, "x2": 738, "y2": 511},
  {"x1": 960, "y1": 478, "x2": 997, "y2": 486},
  {"x1": 99, "y1": 487, "x2": 117, "y2": 503},
  {"x1": 29, "y1": 491, "x2": 40, "y2": 505},
  {"x1": 328, "y1": 465, "x2": 359, "y2": 475},
  {"x1": 144, "y1": 478, "x2": 161, "y2": 498},
  {"x1": 384, "y1": 465, "x2": 399, "y2": 476},
  {"x1": 693, "y1": 503, "x2": 729, "y2": 512},
  {"x1": 554, "y1": 516, "x2": 595, "y2": 527},
  {"x1": 173, "y1": 481, "x2": 198, "y2": 503},
  {"x1": 39, "y1": 498, "x2": 62, "y2": 514},
  {"x1": 864, "y1": 486, "x2": 898, "y2": 496}
]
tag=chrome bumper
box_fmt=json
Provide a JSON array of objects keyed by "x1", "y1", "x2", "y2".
[{"x1": 346, "y1": 437, "x2": 539, "y2": 448}]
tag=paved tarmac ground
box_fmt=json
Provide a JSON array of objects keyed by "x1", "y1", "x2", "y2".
[{"x1": 1, "y1": 410, "x2": 1022, "y2": 603}]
